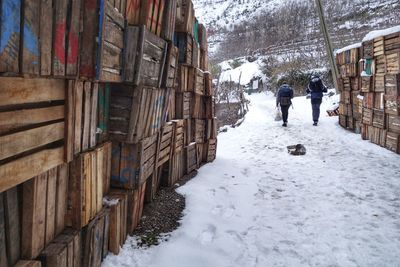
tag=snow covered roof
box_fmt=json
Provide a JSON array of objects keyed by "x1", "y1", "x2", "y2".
[
  {"x1": 335, "y1": 43, "x2": 362, "y2": 54},
  {"x1": 362, "y1": 25, "x2": 400, "y2": 42}
]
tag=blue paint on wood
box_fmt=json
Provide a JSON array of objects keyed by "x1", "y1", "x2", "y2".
[
  {"x1": 23, "y1": 24, "x2": 39, "y2": 57},
  {"x1": 96, "y1": 0, "x2": 105, "y2": 79},
  {"x1": 0, "y1": 0, "x2": 21, "y2": 53}
]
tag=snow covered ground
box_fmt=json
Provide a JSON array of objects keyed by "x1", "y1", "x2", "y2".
[{"x1": 103, "y1": 93, "x2": 400, "y2": 267}]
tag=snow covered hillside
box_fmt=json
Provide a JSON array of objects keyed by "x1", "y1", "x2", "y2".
[{"x1": 103, "y1": 93, "x2": 400, "y2": 267}]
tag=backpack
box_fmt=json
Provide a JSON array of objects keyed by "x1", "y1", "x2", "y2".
[{"x1": 280, "y1": 96, "x2": 291, "y2": 106}]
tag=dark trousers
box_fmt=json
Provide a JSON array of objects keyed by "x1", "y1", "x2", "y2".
[
  {"x1": 311, "y1": 98, "x2": 322, "y2": 122},
  {"x1": 281, "y1": 105, "x2": 290, "y2": 123}
]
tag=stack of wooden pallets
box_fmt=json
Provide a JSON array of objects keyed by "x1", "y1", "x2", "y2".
[
  {"x1": 0, "y1": 0, "x2": 217, "y2": 266},
  {"x1": 336, "y1": 26, "x2": 400, "y2": 154}
]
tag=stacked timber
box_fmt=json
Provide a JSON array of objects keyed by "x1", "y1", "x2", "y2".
[
  {"x1": 0, "y1": 0, "x2": 217, "y2": 265},
  {"x1": 336, "y1": 26, "x2": 400, "y2": 154}
]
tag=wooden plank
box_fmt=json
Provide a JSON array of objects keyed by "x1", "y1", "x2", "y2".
[
  {"x1": 0, "y1": 121, "x2": 64, "y2": 161},
  {"x1": 0, "y1": 193, "x2": 7, "y2": 267},
  {"x1": 14, "y1": 260, "x2": 42, "y2": 267},
  {"x1": 45, "y1": 168, "x2": 57, "y2": 245},
  {"x1": 38, "y1": 242, "x2": 67, "y2": 267},
  {"x1": 82, "y1": 82, "x2": 92, "y2": 151},
  {"x1": 55, "y1": 164, "x2": 68, "y2": 235},
  {"x1": 0, "y1": 147, "x2": 64, "y2": 194},
  {"x1": 0, "y1": 77, "x2": 65, "y2": 106},
  {"x1": 22, "y1": 172, "x2": 47, "y2": 259},
  {"x1": 22, "y1": 0, "x2": 40, "y2": 75},
  {"x1": 40, "y1": 0, "x2": 53, "y2": 76},
  {"x1": 0, "y1": 105, "x2": 64, "y2": 135},
  {"x1": 66, "y1": 0, "x2": 81, "y2": 77},
  {"x1": 53, "y1": 0, "x2": 68, "y2": 76},
  {"x1": 90, "y1": 83, "x2": 99, "y2": 148},
  {"x1": 80, "y1": 0, "x2": 98, "y2": 79},
  {"x1": 73, "y1": 81, "x2": 83, "y2": 155},
  {"x1": 0, "y1": 0, "x2": 21, "y2": 74},
  {"x1": 3, "y1": 187, "x2": 20, "y2": 266}
]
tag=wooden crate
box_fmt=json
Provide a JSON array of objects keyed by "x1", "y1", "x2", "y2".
[
  {"x1": 204, "y1": 73, "x2": 213, "y2": 96},
  {"x1": 189, "y1": 68, "x2": 205, "y2": 95},
  {"x1": 343, "y1": 77, "x2": 351, "y2": 91},
  {"x1": 80, "y1": 0, "x2": 125, "y2": 82},
  {"x1": 66, "y1": 80, "x2": 100, "y2": 162},
  {"x1": 66, "y1": 143, "x2": 112, "y2": 229},
  {"x1": 386, "y1": 132, "x2": 400, "y2": 153},
  {"x1": 372, "y1": 109, "x2": 385, "y2": 129},
  {"x1": 341, "y1": 90, "x2": 351, "y2": 104},
  {"x1": 200, "y1": 49, "x2": 209, "y2": 71},
  {"x1": 198, "y1": 24, "x2": 208, "y2": 50},
  {"x1": 361, "y1": 123, "x2": 369, "y2": 140},
  {"x1": 109, "y1": 84, "x2": 169, "y2": 143},
  {"x1": 384, "y1": 32, "x2": 400, "y2": 55},
  {"x1": 124, "y1": 25, "x2": 168, "y2": 86},
  {"x1": 384, "y1": 96, "x2": 400, "y2": 115},
  {"x1": 103, "y1": 194, "x2": 128, "y2": 255},
  {"x1": 38, "y1": 229, "x2": 81, "y2": 267},
  {"x1": 374, "y1": 75, "x2": 385, "y2": 92},
  {"x1": 192, "y1": 119, "x2": 205, "y2": 144},
  {"x1": 0, "y1": 77, "x2": 65, "y2": 193},
  {"x1": 347, "y1": 117, "x2": 355, "y2": 131},
  {"x1": 362, "y1": 93, "x2": 374, "y2": 109},
  {"x1": 175, "y1": 0, "x2": 194, "y2": 34},
  {"x1": 0, "y1": 187, "x2": 21, "y2": 266},
  {"x1": 167, "y1": 88, "x2": 176, "y2": 121},
  {"x1": 373, "y1": 93, "x2": 384, "y2": 110},
  {"x1": 162, "y1": 150, "x2": 185, "y2": 187},
  {"x1": 172, "y1": 120, "x2": 185, "y2": 154},
  {"x1": 191, "y1": 94, "x2": 206, "y2": 119},
  {"x1": 175, "y1": 32, "x2": 193, "y2": 66},
  {"x1": 367, "y1": 126, "x2": 379, "y2": 144},
  {"x1": 81, "y1": 208, "x2": 110, "y2": 267},
  {"x1": 177, "y1": 65, "x2": 190, "y2": 92},
  {"x1": 375, "y1": 55, "x2": 386, "y2": 75},
  {"x1": 350, "y1": 77, "x2": 360, "y2": 91},
  {"x1": 176, "y1": 92, "x2": 192, "y2": 119},
  {"x1": 373, "y1": 37, "x2": 385, "y2": 57},
  {"x1": 362, "y1": 40, "x2": 374, "y2": 59},
  {"x1": 185, "y1": 143, "x2": 197, "y2": 174},
  {"x1": 196, "y1": 142, "x2": 204, "y2": 168},
  {"x1": 386, "y1": 52, "x2": 400, "y2": 74},
  {"x1": 163, "y1": 42, "x2": 179, "y2": 88},
  {"x1": 361, "y1": 76, "x2": 373, "y2": 93},
  {"x1": 205, "y1": 139, "x2": 217, "y2": 162},
  {"x1": 14, "y1": 261, "x2": 41, "y2": 267},
  {"x1": 156, "y1": 122, "x2": 174, "y2": 168},
  {"x1": 21, "y1": 164, "x2": 68, "y2": 259},
  {"x1": 385, "y1": 74, "x2": 400, "y2": 96},
  {"x1": 97, "y1": 83, "x2": 111, "y2": 144},
  {"x1": 387, "y1": 115, "x2": 400, "y2": 134},
  {"x1": 126, "y1": 0, "x2": 164, "y2": 36},
  {"x1": 362, "y1": 108, "x2": 373, "y2": 125},
  {"x1": 339, "y1": 115, "x2": 347, "y2": 128},
  {"x1": 192, "y1": 41, "x2": 200, "y2": 69},
  {"x1": 111, "y1": 135, "x2": 157, "y2": 190},
  {"x1": 109, "y1": 184, "x2": 146, "y2": 234},
  {"x1": 161, "y1": 0, "x2": 177, "y2": 41}
]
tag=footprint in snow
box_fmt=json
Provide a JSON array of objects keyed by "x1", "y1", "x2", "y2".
[{"x1": 198, "y1": 225, "x2": 216, "y2": 245}]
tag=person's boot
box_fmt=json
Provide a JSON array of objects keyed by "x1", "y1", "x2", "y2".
[
  {"x1": 282, "y1": 122, "x2": 287, "y2": 127},
  {"x1": 313, "y1": 121, "x2": 318, "y2": 126}
]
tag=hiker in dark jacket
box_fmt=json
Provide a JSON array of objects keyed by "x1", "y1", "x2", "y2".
[
  {"x1": 306, "y1": 74, "x2": 327, "y2": 126},
  {"x1": 276, "y1": 83, "x2": 294, "y2": 127}
]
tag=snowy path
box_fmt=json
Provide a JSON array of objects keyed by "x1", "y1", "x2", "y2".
[{"x1": 103, "y1": 93, "x2": 400, "y2": 267}]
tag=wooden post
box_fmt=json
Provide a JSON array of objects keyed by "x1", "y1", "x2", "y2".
[{"x1": 314, "y1": 0, "x2": 339, "y2": 90}]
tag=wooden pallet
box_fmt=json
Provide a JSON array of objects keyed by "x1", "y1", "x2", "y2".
[
  {"x1": 175, "y1": 33, "x2": 193, "y2": 66},
  {"x1": 80, "y1": 0, "x2": 125, "y2": 82},
  {"x1": 21, "y1": 164, "x2": 68, "y2": 259},
  {"x1": 103, "y1": 194, "x2": 128, "y2": 255},
  {"x1": 384, "y1": 32, "x2": 400, "y2": 55},
  {"x1": 124, "y1": 25, "x2": 168, "y2": 86},
  {"x1": 38, "y1": 229, "x2": 81, "y2": 267},
  {"x1": 386, "y1": 131, "x2": 400, "y2": 153},
  {"x1": 0, "y1": 187, "x2": 21, "y2": 266},
  {"x1": 386, "y1": 53, "x2": 400, "y2": 74},
  {"x1": 109, "y1": 184, "x2": 146, "y2": 234},
  {"x1": 66, "y1": 142, "x2": 112, "y2": 229},
  {"x1": 111, "y1": 135, "x2": 157, "y2": 190},
  {"x1": 109, "y1": 84, "x2": 169, "y2": 143},
  {"x1": 81, "y1": 208, "x2": 110, "y2": 267},
  {"x1": 163, "y1": 42, "x2": 179, "y2": 88}
]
